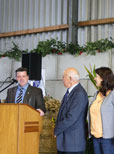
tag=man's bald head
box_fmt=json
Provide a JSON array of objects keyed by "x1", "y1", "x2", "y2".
[
  {"x1": 62, "y1": 67, "x2": 80, "y2": 88},
  {"x1": 64, "y1": 68, "x2": 80, "y2": 81}
]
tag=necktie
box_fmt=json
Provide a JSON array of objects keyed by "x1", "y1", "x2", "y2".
[
  {"x1": 16, "y1": 88, "x2": 23, "y2": 103},
  {"x1": 61, "y1": 89, "x2": 69, "y2": 108},
  {"x1": 64, "y1": 88, "x2": 69, "y2": 100}
]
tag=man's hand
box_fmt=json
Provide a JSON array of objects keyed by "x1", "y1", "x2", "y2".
[{"x1": 37, "y1": 109, "x2": 44, "y2": 116}]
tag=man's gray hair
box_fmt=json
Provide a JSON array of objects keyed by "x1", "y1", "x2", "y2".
[{"x1": 69, "y1": 72, "x2": 80, "y2": 81}]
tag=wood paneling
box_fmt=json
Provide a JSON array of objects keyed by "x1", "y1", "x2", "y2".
[
  {"x1": 0, "y1": 104, "x2": 42, "y2": 154},
  {"x1": 0, "y1": 24, "x2": 69, "y2": 38},
  {"x1": 78, "y1": 18, "x2": 114, "y2": 27},
  {"x1": 0, "y1": 104, "x2": 18, "y2": 154},
  {"x1": 18, "y1": 104, "x2": 42, "y2": 154}
]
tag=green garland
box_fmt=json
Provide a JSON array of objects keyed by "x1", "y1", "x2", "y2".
[
  {"x1": 0, "y1": 42, "x2": 28, "y2": 61},
  {"x1": 0, "y1": 38, "x2": 114, "y2": 61}
]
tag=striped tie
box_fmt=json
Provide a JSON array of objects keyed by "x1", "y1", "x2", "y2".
[{"x1": 16, "y1": 88, "x2": 23, "y2": 103}]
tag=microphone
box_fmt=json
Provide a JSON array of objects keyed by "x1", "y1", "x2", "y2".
[{"x1": 10, "y1": 77, "x2": 18, "y2": 83}]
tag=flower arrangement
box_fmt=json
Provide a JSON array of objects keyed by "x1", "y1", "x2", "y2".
[{"x1": 0, "y1": 37, "x2": 114, "y2": 61}]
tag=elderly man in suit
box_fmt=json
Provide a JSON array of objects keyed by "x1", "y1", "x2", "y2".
[
  {"x1": 5, "y1": 67, "x2": 46, "y2": 116},
  {"x1": 54, "y1": 67, "x2": 88, "y2": 154}
]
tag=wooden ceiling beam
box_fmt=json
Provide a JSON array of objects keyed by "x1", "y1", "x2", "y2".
[
  {"x1": 0, "y1": 24, "x2": 69, "y2": 38},
  {"x1": 78, "y1": 17, "x2": 114, "y2": 27}
]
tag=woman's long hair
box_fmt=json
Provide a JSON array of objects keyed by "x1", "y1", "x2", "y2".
[{"x1": 95, "y1": 67, "x2": 114, "y2": 96}]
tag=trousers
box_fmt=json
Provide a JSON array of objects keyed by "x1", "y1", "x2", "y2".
[{"x1": 93, "y1": 137, "x2": 114, "y2": 154}]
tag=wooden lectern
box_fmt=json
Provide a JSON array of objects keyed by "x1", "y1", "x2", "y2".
[{"x1": 0, "y1": 103, "x2": 42, "y2": 154}]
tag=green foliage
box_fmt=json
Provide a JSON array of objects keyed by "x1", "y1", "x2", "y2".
[
  {"x1": 0, "y1": 37, "x2": 114, "y2": 61},
  {"x1": 36, "y1": 38, "x2": 66, "y2": 56},
  {"x1": 84, "y1": 65, "x2": 98, "y2": 89},
  {"x1": 85, "y1": 37, "x2": 114, "y2": 55},
  {"x1": 65, "y1": 41, "x2": 85, "y2": 55},
  {"x1": 0, "y1": 42, "x2": 28, "y2": 61}
]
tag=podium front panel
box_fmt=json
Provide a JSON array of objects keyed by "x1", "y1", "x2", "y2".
[
  {"x1": 18, "y1": 104, "x2": 41, "y2": 154},
  {"x1": 0, "y1": 104, "x2": 41, "y2": 154},
  {"x1": 0, "y1": 104, "x2": 18, "y2": 154}
]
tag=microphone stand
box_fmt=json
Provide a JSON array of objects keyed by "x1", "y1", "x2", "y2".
[{"x1": 0, "y1": 81, "x2": 16, "y2": 93}]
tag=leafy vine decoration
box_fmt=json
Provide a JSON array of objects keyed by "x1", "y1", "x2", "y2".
[{"x1": 0, "y1": 37, "x2": 114, "y2": 61}]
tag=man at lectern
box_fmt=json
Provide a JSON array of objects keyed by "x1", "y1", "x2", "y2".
[{"x1": 5, "y1": 67, "x2": 46, "y2": 116}]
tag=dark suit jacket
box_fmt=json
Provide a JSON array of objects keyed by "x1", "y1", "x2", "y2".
[
  {"x1": 54, "y1": 83, "x2": 88, "y2": 152},
  {"x1": 5, "y1": 85, "x2": 46, "y2": 112}
]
